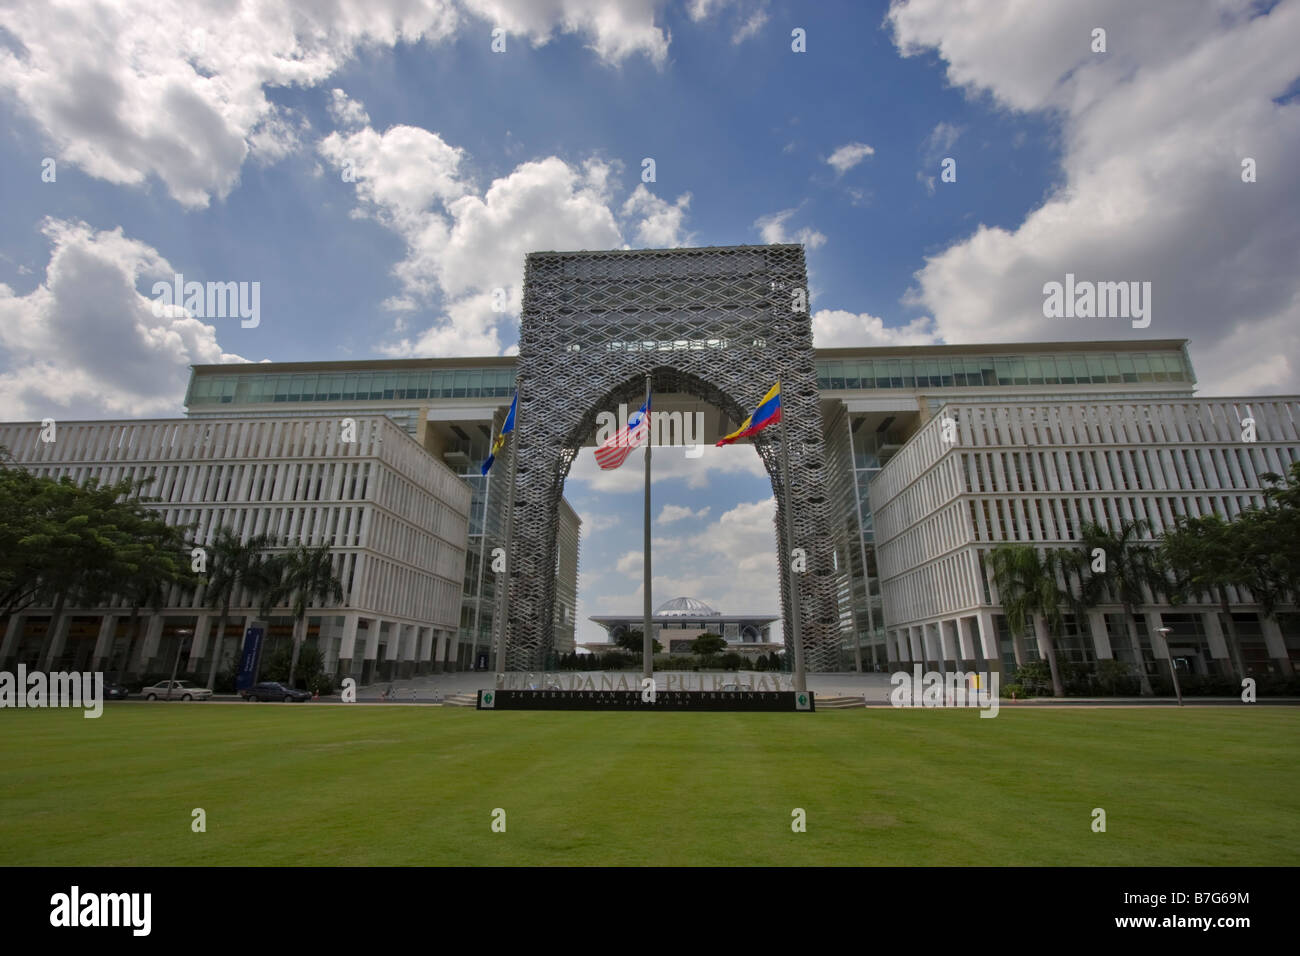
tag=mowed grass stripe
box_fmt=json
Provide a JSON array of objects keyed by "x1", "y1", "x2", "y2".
[{"x1": 0, "y1": 707, "x2": 1295, "y2": 865}]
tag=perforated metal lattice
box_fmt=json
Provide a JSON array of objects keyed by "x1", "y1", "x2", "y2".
[{"x1": 505, "y1": 244, "x2": 842, "y2": 671}]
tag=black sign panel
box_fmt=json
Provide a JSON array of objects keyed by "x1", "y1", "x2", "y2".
[{"x1": 477, "y1": 689, "x2": 814, "y2": 711}]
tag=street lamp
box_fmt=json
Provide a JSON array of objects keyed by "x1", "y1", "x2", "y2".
[
  {"x1": 1157, "y1": 626, "x2": 1183, "y2": 707},
  {"x1": 165, "y1": 627, "x2": 193, "y2": 701}
]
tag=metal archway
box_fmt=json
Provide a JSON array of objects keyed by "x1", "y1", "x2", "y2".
[{"x1": 502, "y1": 244, "x2": 841, "y2": 671}]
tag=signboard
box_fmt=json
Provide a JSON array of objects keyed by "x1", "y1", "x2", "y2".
[
  {"x1": 234, "y1": 623, "x2": 265, "y2": 692},
  {"x1": 475, "y1": 652, "x2": 490, "y2": 671},
  {"x1": 477, "y1": 689, "x2": 814, "y2": 712}
]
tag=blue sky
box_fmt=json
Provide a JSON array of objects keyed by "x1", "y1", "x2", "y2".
[{"x1": 1, "y1": 0, "x2": 1296, "y2": 645}]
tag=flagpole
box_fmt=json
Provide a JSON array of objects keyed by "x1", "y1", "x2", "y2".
[
  {"x1": 642, "y1": 373, "x2": 653, "y2": 681},
  {"x1": 779, "y1": 387, "x2": 807, "y2": 693},
  {"x1": 469, "y1": 421, "x2": 494, "y2": 670},
  {"x1": 493, "y1": 392, "x2": 520, "y2": 689}
]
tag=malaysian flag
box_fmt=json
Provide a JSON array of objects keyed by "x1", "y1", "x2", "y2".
[{"x1": 594, "y1": 398, "x2": 650, "y2": 470}]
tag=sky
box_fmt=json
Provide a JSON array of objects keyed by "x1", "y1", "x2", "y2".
[{"x1": 0, "y1": 0, "x2": 1296, "y2": 648}]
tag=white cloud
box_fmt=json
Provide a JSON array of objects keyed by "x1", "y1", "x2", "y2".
[
  {"x1": 812, "y1": 309, "x2": 941, "y2": 348},
  {"x1": 657, "y1": 503, "x2": 710, "y2": 524},
  {"x1": 889, "y1": 0, "x2": 1300, "y2": 394},
  {"x1": 321, "y1": 118, "x2": 625, "y2": 356},
  {"x1": 567, "y1": 443, "x2": 768, "y2": 493},
  {"x1": 328, "y1": 89, "x2": 371, "y2": 128},
  {"x1": 826, "y1": 141, "x2": 875, "y2": 175},
  {"x1": 0, "y1": 219, "x2": 249, "y2": 419},
  {"x1": 0, "y1": 0, "x2": 463, "y2": 208},
  {"x1": 732, "y1": 9, "x2": 769, "y2": 44},
  {"x1": 0, "y1": 0, "x2": 673, "y2": 208},
  {"x1": 577, "y1": 497, "x2": 782, "y2": 646},
  {"x1": 461, "y1": 0, "x2": 670, "y2": 65},
  {"x1": 755, "y1": 208, "x2": 826, "y2": 249},
  {"x1": 621, "y1": 185, "x2": 693, "y2": 247},
  {"x1": 687, "y1": 0, "x2": 768, "y2": 44}
]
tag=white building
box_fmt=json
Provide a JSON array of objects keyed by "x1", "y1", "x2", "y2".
[
  {"x1": 0, "y1": 415, "x2": 471, "y2": 683},
  {"x1": 868, "y1": 397, "x2": 1300, "y2": 679}
]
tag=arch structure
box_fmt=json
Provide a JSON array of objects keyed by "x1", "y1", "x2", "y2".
[{"x1": 503, "y1": 244, "x2": 841, "y2": 671}]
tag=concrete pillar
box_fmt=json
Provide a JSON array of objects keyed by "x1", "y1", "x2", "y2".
[
  {"x1": 907, "y1": 627, "x2": 922, "y2": 667},
  {"x1": 1261, "y1": 615, "x2": 1294, "y2": 675},
  {"x1": 1202, "y1": 612, "x2": 1229, "y2": 661},
  {"x1": 434, "y1": 631, "x2": 449, "y2": 673},
  {"x1": 1146, "y1": 611, "x2": 1168, "y2": 659},
  {"x1": 0, "y1": 613, "x2": 25, "y2": 669},
  {"x1": 940, "y1": 619, "x2": 960, "y2": 668},
  {"x1": 400, "y1": 623, "x2": 418, "y2": 678},
  {"x1": 186, "y1": 614, "x2": 212, "y2": 671},
  {"x1": 956, "y1": 617, "x2": 977, "y2": 664},
  {"x1": 336, "y1": 613, "x2": 359, "y2": 677},
  {"x1": 91, "y1": 614, "x2": 117, "y2": 671},
  {"x1": 417, "y1": 627, "x2": 433, "y2": 673},
  {"x1": 976, "y1": 610, "x2": 1002, "y2": 676},
  {"x1": 1087, "y1": 610, "x2": 1112, "y2": 659},
  {"x1": 135, "y1": 614, "x2": 166, "y2": 673},
  {"x1": 42, "y1": 612, "x2": 74, "y2": 670}
]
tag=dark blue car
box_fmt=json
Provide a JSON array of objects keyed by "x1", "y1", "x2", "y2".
[{"x1": 241, "y1": 681, "x2": 311, "y2": 702}]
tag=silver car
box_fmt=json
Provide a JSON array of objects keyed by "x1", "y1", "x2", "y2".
[{"x1": 141, "y1": 680, "x2": 213, "y2": 701}]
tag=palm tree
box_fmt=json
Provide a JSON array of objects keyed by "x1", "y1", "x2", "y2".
[
  {"x1": 268, "y1": 542, "x2": 344, "y2": 689},
  {"x1": 988, "y1": 543, "x2": 1073, "y2": 698},
  {"x1": 203, "y1": 528, "x2": 280, "y2": 690},
  {"x1": 1161, "y1": 513, "x2": 1247, "y2": 682},
  {"x1": 1076, "y1": 519, "x2": 1166, "y2": 696}
]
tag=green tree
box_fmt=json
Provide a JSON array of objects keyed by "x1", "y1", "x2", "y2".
[
  {"x1": 1161, "y1": 513, "x2": 1248, "y2": 682},
  {"x1": 267, "y1": 542, "x2": 344, "y2": 688},
  {"x1": 988, "y1": 544, "x2": 1072, "y2": 698},
  {"x1": 201, "y1": 528, "x2": 281, "y2": 689},
  {"x1": 1076, "y1": 519, "x2": 1166, "y2": 697},
  {"x1": 691, "y1": 632, "x2": 727, "y2": 656},
  {"x1": 615, "y1": 628, "x2": 662, "y2": 655},
  {"x1": 107, "y1": 511, "x2": 201, "y2": 682},
  {"x1": 31, "y1": 476, "x2": 158, "y2": 671}
]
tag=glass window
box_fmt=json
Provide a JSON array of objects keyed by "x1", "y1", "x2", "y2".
[
  {"x1": 1040, "y1": 355, "x2": 1059, "y2": 384},
  {"x1": 1118, "y1": 353, "x2": 1138, "y2": 383},
  {"x1": 890, "y1": 359, "x2": 907, "y2": 388},
  {"x1": 876, "y1": 361, "x2": 892, "y2": 389},
  {"x1": 816, "y1": 362, "x2": 830, "y2": 388},
  {"x1": 844, "y1": 361, "x2": 861, "y2": 390},
  {"x1": 1071, "y1": 355, "x2": 1090, "y2": 383},
  {"x1": 1101, "y1": 355, "x2": 1122, "y2": 383},
  {"x1": 938, "y1": 358, "x2": 955, "y2": 387},
  {"x1": 343, "y1": 375, "x2": 358, "y2": 401},
  {"x1": 993, "y1": 357, "x2": 1012, "y2": 385},
  {"x1": 828, "y1": 360, "x2": 845, "y2": 389},
  {"x1": 1024, "y1": 356, "x2": 1044, "y2": 385},
  {"x1": 467, "y1": 368, "x2": 483, "y2": 395},
  {"x1": 453, "y1": 370, "x2": 469, "y2": 398},
  {"x1": 1086, "y1": 354, "x2": 1106, "y2": 382}
]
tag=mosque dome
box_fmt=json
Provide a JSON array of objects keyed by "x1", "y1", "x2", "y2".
[{"x1": 655, "y1": 596, "x2": 721, "y2": 617}]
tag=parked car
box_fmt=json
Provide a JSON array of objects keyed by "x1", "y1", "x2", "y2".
[
  {"x1": 242, "y1": 681, "x2": 311, "y2": 702},
  {"x1": 141, "y1": 680, "x2": 212, "y2": 701},
  {"x1": 105, "y1": 682, "x2": 130, "y2": 700}
]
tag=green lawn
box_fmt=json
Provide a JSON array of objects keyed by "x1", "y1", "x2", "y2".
[{"x1": 1, "y1": 704, "x2": 1296, "y2": 866}]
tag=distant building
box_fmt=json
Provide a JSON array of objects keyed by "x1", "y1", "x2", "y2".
[
  {"x1": 0, "y1": 416, "x2": 470, "y2": 682},
  {"x1": 868, "y1": 396, "x2": 1300, "y2": 678},
  {"x1": 588, "y1": 596, "x2": 780, "y2": 655}
]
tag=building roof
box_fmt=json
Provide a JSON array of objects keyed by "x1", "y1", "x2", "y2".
[{"x1": 655, "y1": 596, "x2": 720, "y2": 617}]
